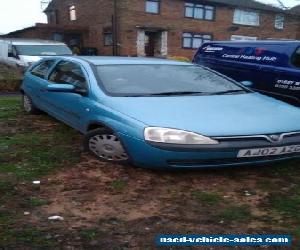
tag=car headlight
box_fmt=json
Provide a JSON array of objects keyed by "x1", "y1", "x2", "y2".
[{"x1": 144, "y1": 127, "x2": 219, "y2": 145}]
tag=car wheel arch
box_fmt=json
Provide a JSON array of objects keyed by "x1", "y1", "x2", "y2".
[
  {"x1": 85, "y1": 121, "x2": 133, "y2": 163},
  {"x1": 86, "y1": 121, "x2": 114, "y2": 133}
]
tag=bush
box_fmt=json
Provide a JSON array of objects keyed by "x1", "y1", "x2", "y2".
[
  {"x1": 0, "y1": 80, "x2": 22, "y2": 92},
  {"x1": 0, "y1": 63, "x2": 23, "y2": 92}
]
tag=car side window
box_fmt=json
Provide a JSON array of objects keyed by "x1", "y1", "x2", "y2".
[
  {"x1": 31, "y1": 60, "x2": 56, "y2": 79},
  {"x1": 49, "y1": 61, "x2": 87, "y2": 89},
  {"x1": 291, "y1": 47, "x2": 300, "y2": 68}
]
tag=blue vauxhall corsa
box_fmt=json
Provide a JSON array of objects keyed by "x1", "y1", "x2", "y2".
[{"x1": 21, "y1": 56, "x2": 300, "y2": 169}]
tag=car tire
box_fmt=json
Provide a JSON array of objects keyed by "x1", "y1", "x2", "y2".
[
  {"x1": 84, "y1": 128, "x2": 130, "y2": 163},
  {"x1": 22, "y1": 94, "x2": 40, "y2": 114}
]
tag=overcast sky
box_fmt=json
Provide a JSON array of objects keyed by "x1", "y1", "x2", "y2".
[
  {"x1": 0, "y1": 0, "x2": 47, "y2": 34},
  {"x1": 258, "y1": 0, "x2": 300, "y2": 8},
  {"x1": 0, "y1": 0, "x2": 299, "y2": 34}
]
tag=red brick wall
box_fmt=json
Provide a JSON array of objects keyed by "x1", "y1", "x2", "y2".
[
  {"x1": 117, "y1": 0, "x2": 299, "y2": 59},
  {"x1": 47, "y1": 0, "x2": 114, "y2": 55},
  {"x1": 28, "y1": 0, "x2": 300, "y2": 58}
]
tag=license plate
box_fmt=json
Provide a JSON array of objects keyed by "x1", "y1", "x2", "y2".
[{"x1": 237, "y1": 145, "x2": 300, "y2": 158}]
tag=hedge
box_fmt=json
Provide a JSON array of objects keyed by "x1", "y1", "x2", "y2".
[
  {"x1": 0, "y1": 80, "x2": 22, "y2": 92},
  {"x1": 0, "y1": 63, "x2": 23, "y2": 92}
]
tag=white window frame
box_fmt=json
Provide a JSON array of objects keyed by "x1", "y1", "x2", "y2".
[
  {"x1": 233, "y1": 9, "x2": 260, "y2": 26},
  {"x1": 231, "y1": 35, "x2": 257, "y2": 41},
  {"x1": 145, "y1": 0, "x2": 160, "y2": 14},
  {"x1": 69, "y1": 5, "x2": 77, "y2": 21},
  {"x1": 104, "y1": 32, "x2": 113, "y2": 46},
  {"x1": 275, "y1": 14, "x2": 284, "y2": 29},
  {"x1": 184, "y1": 2, "x2": 215, "y2": 20},
  {"x1": 182, "y1": 33, "x2": 212, "y2": 49}
]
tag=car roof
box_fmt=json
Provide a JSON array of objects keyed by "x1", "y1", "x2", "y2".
[
  {"x1": 0, "y1": 38, "x2": 67, "y2": 46},
  {"x1": 65, "y1": 56, "x2": 193, "y2": 66}
]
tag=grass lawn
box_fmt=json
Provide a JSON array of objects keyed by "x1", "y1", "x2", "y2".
[
  {"x1": 0, "y1": 96, "x2": 81, "y2": 248},
  {"x1": 1, "y1": 96, "x2": 300, "y2": 249}
]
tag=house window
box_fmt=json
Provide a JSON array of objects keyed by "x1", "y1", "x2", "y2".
[
  {"x1": 145, "y1": 0, "x2": 160, "y2": 14},
  {"x1": 185, "y1": 3, "x2": 215, "y2": 20},
  {"x1": 53, "y1": 33, "x2": 64, "y2": 42},
  {"x1": 69, "y1": 5, "x2": 77, "y2": 21},
  {"x1": 231, "y1": 35, "x2": 257, "y2": 41},
  {"x1": 182, "y1": 33, "x2": 212, "y2": 49},
  {"x1": 104, "y1": 33, "x2": 113, "y2": 46},
  {"x1": 233, "y1": 9, "x2": 259, "y2": 26},
  {"x1": 275, "y1": 14, "x2": 284, "y2": 29},
  {"x1": 103, "y1": 27, "x2": 113, "y2": 46}
]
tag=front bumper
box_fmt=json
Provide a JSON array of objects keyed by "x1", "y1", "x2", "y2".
[{"x1": 119, "y1": 133, "x2": 300, "y2": 169}]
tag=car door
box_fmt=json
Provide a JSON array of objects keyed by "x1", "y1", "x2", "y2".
[
  {"x1": 24, "y1": 59, "x2": 56, "y2": 110},
  {"x1": 44, "y1": 60, "x2": 90, "y2": 131},
  {"x1": 271, "y1": 47, "x2": 300, "y2": 103}
]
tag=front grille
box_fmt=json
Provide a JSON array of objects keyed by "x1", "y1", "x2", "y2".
[{"x1": 214, "y1": 132, "x2": 300, "y2": 144}]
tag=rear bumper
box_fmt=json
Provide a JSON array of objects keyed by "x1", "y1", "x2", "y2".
[{"x1": 119, "y1": 133, "x2": 300, "y2": 169}]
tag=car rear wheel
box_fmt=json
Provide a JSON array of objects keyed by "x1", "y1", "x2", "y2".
[
  {"x1": 22, "y1": 94, "x2": 40, "y2": 114},
  {"x1": 84, "y1": 128, "x2": 129, "y2": 163}
]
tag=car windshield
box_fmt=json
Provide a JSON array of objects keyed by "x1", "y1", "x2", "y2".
[
  {"x1": 96, "y1": 64, "x2": 246, "y2": 96},
  {"x1": 15, "y1": 45, "x2": 72, "y2": 56}
]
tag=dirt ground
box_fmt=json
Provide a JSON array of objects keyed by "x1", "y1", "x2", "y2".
[{"x1": 1, "y1": 96, "x2": 300, "y2": 249}]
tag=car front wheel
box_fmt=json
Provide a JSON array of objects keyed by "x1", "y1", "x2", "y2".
[
  {"x1": 84, "y1": 128, "x2": 129, "y2": 163},
  {"x1": 22, "y1": 94, "x2": 40, "y2": 114}
]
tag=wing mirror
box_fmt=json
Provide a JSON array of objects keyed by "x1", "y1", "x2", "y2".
[
  {"x1": 46, "y1": 84, "x2": 87, "y2": 95},
  {"x1": 241, "y1": 81, "x2": 253, "y2": 88},
  {"x1": 46, "y1": 84, "x2": 75, "y2": 92}
]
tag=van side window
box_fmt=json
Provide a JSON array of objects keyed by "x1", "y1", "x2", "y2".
[
  {"x1": 7, "y1": 45, "x2": 18, "y2": 58},
  {"x1": 31, "y1": 60, "x2": 56, "y2": 79},
  {"x1": 49, "y1": 61, "x2": 87, "y2": 89},
  {"x1": 292, "y1": 48, "x2": 300, "y2": 68}
]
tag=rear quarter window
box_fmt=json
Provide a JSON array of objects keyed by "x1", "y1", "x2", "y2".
[{"x1": 31, "y1": 60, "x2": 56, "y2": 79}]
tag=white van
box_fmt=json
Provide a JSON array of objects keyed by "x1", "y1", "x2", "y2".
[{"x1": 0, "y1": 39, "x2": 72, "y2": 69}]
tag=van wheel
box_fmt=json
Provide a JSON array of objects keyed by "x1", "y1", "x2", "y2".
[
  {"x1": 22, "y1": 94, "x2": 40, "y2": 114},
  {"x1": 84, "y1": 128, "x2": 129, "y2": 163}
]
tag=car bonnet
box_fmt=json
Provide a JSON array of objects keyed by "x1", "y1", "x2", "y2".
[{"x1": 104, "y1": 92, "x2": 300, "y2": 137}]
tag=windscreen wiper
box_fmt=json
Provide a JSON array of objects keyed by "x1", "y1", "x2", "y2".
[
  {"x1": 212, "y1": 90, "x2": 248, "y2": 95},
  {"x1": 139, "y1": 91, "x2": 205, "y2": 96}
]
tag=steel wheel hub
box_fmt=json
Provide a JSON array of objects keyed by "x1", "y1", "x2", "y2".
[
  {"x1": 88, "y1": 134, "x2": 128, "y2": 161},
  {"x1": 23, "y1": 95, "x2": 32, "y2": 112}
]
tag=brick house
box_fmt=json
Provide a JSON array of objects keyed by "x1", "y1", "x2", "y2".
[{"x1": 4, "y1": 0, "x2": 300, "y2": 59}]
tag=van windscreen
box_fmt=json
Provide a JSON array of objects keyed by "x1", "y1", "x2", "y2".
[{"x1": 15, "y1": 45, "x2": 72, "y2": 56}]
